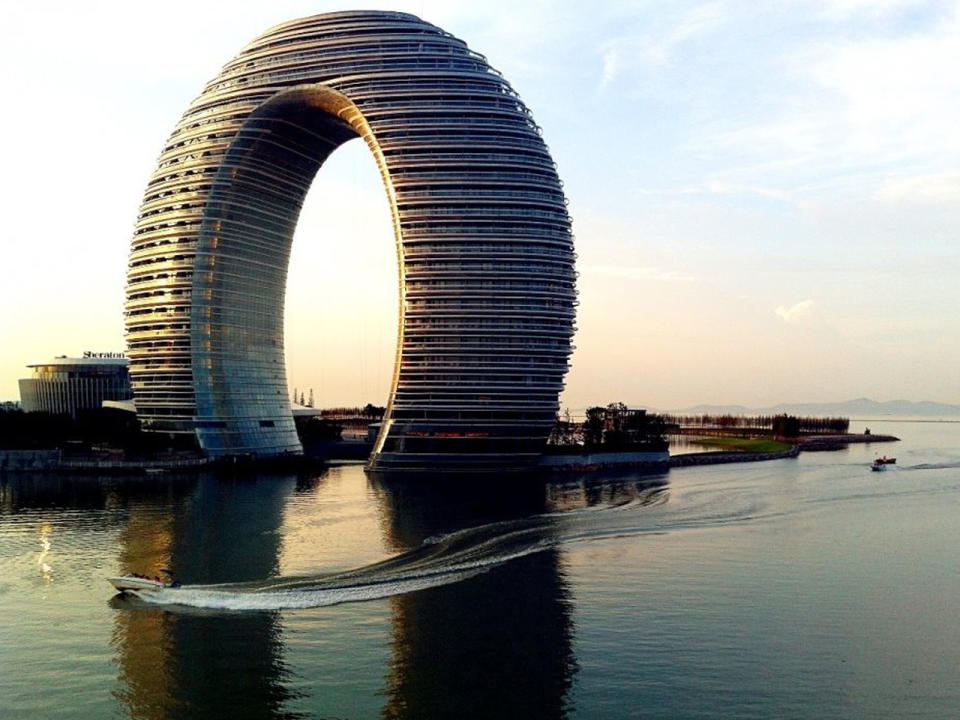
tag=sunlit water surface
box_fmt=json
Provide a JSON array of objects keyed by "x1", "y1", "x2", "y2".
[{"x1": 1, "y1": 420, "x2": 958, "y2": 719}]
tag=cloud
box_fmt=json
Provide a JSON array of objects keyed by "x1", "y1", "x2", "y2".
[
  {"x1": 876, "y1": 172, "x2": 960, "y2": 204},
  {"x1": 600, "y1": 47, "x2": 619, "y2": 88},
  {"x1": 631, "y1": 180, "x2": 788, "y2": 202},
  {"x1": 580, "y1": 265, "x2": 697, "y2": 282},
  {"x1": 775, "y1": 300, "x2": 815, "y2": 323},
  {"x1": 642, "y1": 1, "x2": 728, "y2": 64},
  {"x1": 598, "y1": 0, "x2": 729, "y2": 87},
  {"x1": 683, "y1": 4, "x2": 960, "y2": 199},
  {"x1": 805, "y1": 25, "x2": 960, "y2": 157},
  {"x1": 812, "y1": 0, "x2": 930, "y2": 21},
  {"x1": 704, "y1": 179, "x2": 788, "y2": 200}
]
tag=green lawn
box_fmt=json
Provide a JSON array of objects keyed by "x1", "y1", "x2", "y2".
[{"x1": 694, "y1": 436, "x2": 793, "y2": 453}]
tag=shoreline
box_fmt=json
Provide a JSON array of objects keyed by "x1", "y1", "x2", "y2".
[
  {"x1": 0, "y1": 433, "x2": 899, "y2": 476},
  {"x1": 537, "y1": 432, "x2": 899, "y2": 473}
]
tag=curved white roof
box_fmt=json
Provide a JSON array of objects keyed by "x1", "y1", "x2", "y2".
[{"x1": 27, "y1": 356, "x2": 128, "y2": 368}]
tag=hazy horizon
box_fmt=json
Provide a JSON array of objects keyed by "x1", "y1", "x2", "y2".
[{"x1": 2, "y1": 0, "x2": 958, "y2": 410}]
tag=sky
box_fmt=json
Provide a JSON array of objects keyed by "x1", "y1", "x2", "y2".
[{"x1": 1, "y1": 0, "x2": 958, "y2": 412}]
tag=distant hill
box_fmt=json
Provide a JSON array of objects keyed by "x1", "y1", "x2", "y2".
[
  {"x1": 666, "y1": 398, "x2": 960, "y2": 418},
  {"x1": 672, "y1": 403, "x2": 753, "y2": 415}
]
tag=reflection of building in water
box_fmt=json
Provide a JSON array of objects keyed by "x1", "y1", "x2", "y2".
[
  {"x1": 110, "y1": 475, "x2": 302, "y2": 719},
  {"x1": 544, "y1": 471, "x2": 670, "y2": 513},
  {"x1": 0, "y1": 475, "x2": 186, "y2": 720},
  {"x1": 371, "y1": 477, "x2": 577, "y2": 719},
  {"x1": 113, "y1": 495, "x2": 177, "y2": 720},
  {"x1": 385, "y1": 550, "x2": 575, "y2": 719}
]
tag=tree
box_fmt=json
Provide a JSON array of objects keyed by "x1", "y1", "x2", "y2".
[
  {"x1": 583, "y1": 407, "x2": 605, "y2": 449},
  {"x1": 362, "y1": 403, "x2": 386, "y2": 418},
  {"x1": 772, "y1": 414, "x2": 800, "y2": 438}
]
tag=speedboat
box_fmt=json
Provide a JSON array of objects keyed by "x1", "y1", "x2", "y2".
[
  {"x1": 871, "y1": 457, "x2": 896, "y2": 472},
  {"x1": 107, "y1": 575, "x2": 179, "y2": 593}
]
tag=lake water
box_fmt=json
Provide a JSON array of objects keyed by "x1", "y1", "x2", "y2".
[{"x1": 1, "y1": 420, "x2": 958, "y2": 719}]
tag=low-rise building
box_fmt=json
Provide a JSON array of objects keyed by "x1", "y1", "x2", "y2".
[{"x1": 19, "y1": 355, "x2": 132, "y2": 419}]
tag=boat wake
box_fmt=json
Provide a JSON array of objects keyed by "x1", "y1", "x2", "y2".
[
  {"x1": 901, "y1": 461, "x2": 960, "y2": 471},
  {"x1": 124, "y1": 479, "x2": 777, "y2": 612}
]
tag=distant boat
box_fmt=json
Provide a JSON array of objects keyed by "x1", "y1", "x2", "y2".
[{"x1": 871, "y1": 456, "x2": 896, "y2": 472}]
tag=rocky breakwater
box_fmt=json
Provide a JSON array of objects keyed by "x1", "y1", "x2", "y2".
[
  {"x1": 799, "y1": 433, "x2": 899, "y2": 451},
  {"x1": 668, "y1": 445, "x2": 800, "y2": 467}
]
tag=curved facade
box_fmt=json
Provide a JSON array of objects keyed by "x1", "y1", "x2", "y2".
[{"x1": 125, "y1": 11, "x2": 576, "y2": 471}]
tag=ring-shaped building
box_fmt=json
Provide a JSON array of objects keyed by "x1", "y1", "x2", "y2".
[{"x1": 125, "y1": 10, "x2": 577, "y2": 472}]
